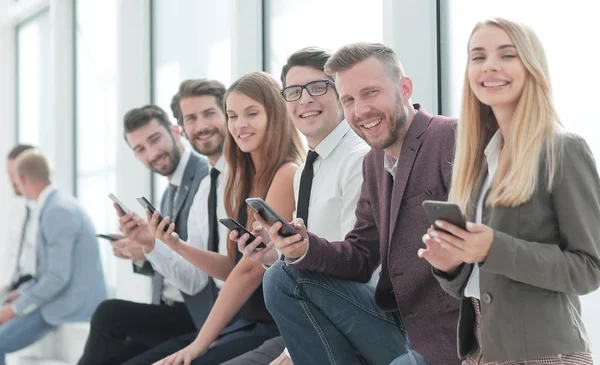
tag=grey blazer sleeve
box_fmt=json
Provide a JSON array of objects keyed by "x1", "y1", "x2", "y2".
[
  {"x1": 481, "y1": 134, "x2": 600, "y2": 295},
  {"x1": 13, "y1": 204, "x2": 80, "y2": 315},
  {"x1": 432, "y1": 264, "x2": 472, "y2": 299}
]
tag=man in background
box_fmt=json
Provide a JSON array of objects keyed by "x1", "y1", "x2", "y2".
[{"x1": 0, "y1": 149, "x2": 106, "y2": 365}]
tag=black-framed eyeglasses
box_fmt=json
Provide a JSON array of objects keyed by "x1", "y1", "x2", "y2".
[{"x1": 281, "y1": 80, "x2": 336, "y2": 102}]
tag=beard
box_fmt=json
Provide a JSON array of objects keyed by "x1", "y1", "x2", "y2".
[
  {"x1": 189, "y1": 128, "x2": 225, "y2": 158},
  {"x1": 355, "y1": 91, "x2": 409, "y2": 151},
  {"x1": 150, "y1": 138, "x2": 182, "y2": 176}
]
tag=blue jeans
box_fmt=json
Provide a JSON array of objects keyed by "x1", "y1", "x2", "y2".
[
  {"x1": 0, "y1": 309, "x2": 55, "y2": 365},
  {"x1": 263, "y1": 261, "x2": 429, "y2": 365}
]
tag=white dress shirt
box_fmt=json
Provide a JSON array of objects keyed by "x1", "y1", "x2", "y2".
[
  {"x1": 287, "y1": 120, "x2": 381, "y2": 286},
  {"x1": 464, "y1": 130, "x2": 503, "y2": 299},
  {"x1": 145, "y1": 154, "x2": 229, "y2": 295},
  {"x1": 7, "y1": 198, "x2": 37, "y2": 283},
  {"x1": 147, "y1": 148, "x2": 191, "y2": 303}
]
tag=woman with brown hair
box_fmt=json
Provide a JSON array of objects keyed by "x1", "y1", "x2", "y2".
[
  {"x1": 148, "y1": 72, "x2": 304, "y2": 365},
  {"x1": 420, "y1": 18, "x2": 600, "y2": 364}
]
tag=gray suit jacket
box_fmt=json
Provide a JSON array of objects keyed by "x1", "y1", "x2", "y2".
[
  {"x1": 13, "y1": 189, "x2": 107, "y2": 325},
  {"x1": 134, "y1": 151, "x2": 215, "y2": 329},
  {"x1": 435, "y1": 132, "x2": 600, "y2": 362}
]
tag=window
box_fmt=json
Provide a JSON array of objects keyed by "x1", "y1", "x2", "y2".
[
  {"x1": 264, "y1": 0, "x2": 384, "y2": 76},
  {"x1": 151, "y1": 0, "x2": 234, "y2": 199},
  {"x1": 16, "y1": 10, "x2": 51, "y2": 155},
  {"x1": 76, "y1": 0, "x2": 118, "y2": 296},
  {"x1": 439, "y1": 1, "x2": 600, "y2": 359}
]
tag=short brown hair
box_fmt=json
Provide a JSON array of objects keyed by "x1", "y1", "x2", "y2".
[
  {"x1": 123, "y1": 105, "x2": 172, "y2": 138},
  {"x1": 177, "y1": 79, "x2": 227, "y2": 125},
  {"x1": 324, "y1": 42, "x2": 405, "y2": 81},
  {"x1": 280, "y1": 47, "x2": 333, "y2": 87},
  {"x1": 15, "y1": 149, "x2": 51, "y2": 183},
  {"x1": 170, "y1": 93, "x2": 182, "y2": 125},
  {"x1": 7, "y1": 144, "x2": 34, "y2": 160}
]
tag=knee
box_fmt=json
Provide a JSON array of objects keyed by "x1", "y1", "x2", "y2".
[
  {"x1": 89, "y1": 299, "x2": 126, "y2": 329},
  {"x1": 263, "y1": 260, "x2": 303, "y2": 310}
]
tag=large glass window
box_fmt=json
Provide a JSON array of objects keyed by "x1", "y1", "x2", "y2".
[
  {"x1": 440, "y1": 1, "x2": 600, "y2": 359},
  {"x1": 264, "y1": 0, "x2": 384, "y2": 76},
  {"x1": 151, "y1": 0, "x2": 234, "y2": 199},
  {"x1": 76, "y1": 0, "x2": 118, "y2": 296},
  {"x1": 16, "y1": 10, "x2": 52, "y2": 154}
]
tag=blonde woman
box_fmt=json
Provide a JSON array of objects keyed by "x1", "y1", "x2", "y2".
[{"x1": 420, "y1": 18, "x2": 600, "y2": 364}]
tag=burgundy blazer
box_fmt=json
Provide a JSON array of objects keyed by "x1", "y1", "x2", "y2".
[{"x1": 292, "y1": 105, "x2": 460, "y2": 364}]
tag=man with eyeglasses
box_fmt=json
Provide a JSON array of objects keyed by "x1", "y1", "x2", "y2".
[{"x1": 226, "y1": 47, "x2": 377, "y2": 365}]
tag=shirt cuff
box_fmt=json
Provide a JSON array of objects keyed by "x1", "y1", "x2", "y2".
[
  {"x1": 283, "y1": 347, "x2": 290, "y2": 357},
  {"x1": 144, "y1": 239, "x2": 174, "y2": 261},
  {"x1": 284, "y1": 236, "x2": 310, "y2": 265}
]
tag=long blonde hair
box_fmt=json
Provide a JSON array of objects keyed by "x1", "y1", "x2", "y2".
[
  {"x1": 223, "y1": 72, "x2": 305, "y2": 255},
  {"x1": 450, "y1": 18, "x2": 562, "y2": 214}
]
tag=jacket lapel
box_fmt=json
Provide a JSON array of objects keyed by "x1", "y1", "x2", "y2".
[
  {"x1": 388, "y1": 108, "x2": 431, "y2": 241},
  {"x1": 467, "y1": 162, "x2": 488, "y2": 221},
  {"x1": 172, "y1": 153, "x2": 199, "y2": 222}
]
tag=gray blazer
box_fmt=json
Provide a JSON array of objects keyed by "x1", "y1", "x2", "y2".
[
  {"x1": 13, "y1": 189, "x2": 107, "y2": 325},
  {"x1": 134, "y1": 151, "x2": 215, "y2": 329},
  {"x1": 435, "y1": 132, "x2": 600, "y2": 362}
]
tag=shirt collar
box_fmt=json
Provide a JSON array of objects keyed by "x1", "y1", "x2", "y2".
[
  {"x1": 313, "y1": 120, "x2": 351, "y2": 160},
  {"x1": 384, "y1": 153, "x2": 398, "y2": 177},
  {"x1": 36, "y1": 184, "x2": 56, "y2": 212},
  {"x1": 484, "y1": 130, "x2": 503, "y2": 161},
  {"x1": 212, "y1": 154, "x2": 225, "y2": 172},
  {"x1": 170, "y1": 148, "x2": 191, "y2": 187}
]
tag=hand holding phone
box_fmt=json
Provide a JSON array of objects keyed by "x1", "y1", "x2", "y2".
[
  {"x1": 108, "y1": 193, "x2": 130, "y2": 215},
  {"x1": 421, "y1": 200, "x2": 467, "y2": 234},
  {"x1": 136, "y1": 197, "x2": 170, "y2": 232},
  {"x1": 219, "y1": 218, "x2": 266, "y2": 249},
  {"x1": 245, "y1": 198, "x2": 298, "y2": 237}
]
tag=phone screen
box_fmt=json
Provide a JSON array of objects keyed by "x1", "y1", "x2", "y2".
[
  {"x1": 219, "y1": 218, "x2": 266, "y2": 249},
  {"x1": 97, "y1": 234, "x2": 119, "y2": 242},
  {"x1": 245, "y1": 198, "x2": 298, "y2": 237},
  {"x1": 136, "y1": 197, "x2": 169, "y2": 232},
  {"x1": 422, "y1": 200, "x2": 467, "y2": 233}
]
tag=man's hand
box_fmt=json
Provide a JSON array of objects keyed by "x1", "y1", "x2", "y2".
[
  {"x1": 270, "y1": 352, "x2": 293, "y2": 365},
  {"x1": 112, "y1": 238, "x2": 146, "y2": 261},
  {"x1": 116, "y1": 205, "x2": 155, "y2": 251},
  {"x1": 2, "y1": 291, "x2": 20, "y2": 304},
  {"x1": 0, "y1": 305, "x2": 16, "y2": 325},
  {"x1": 146, "y1": 210, "x2": 180, "y2": 250},
  {"x1": 234, "y1": 220, "x2": 278, "y2": 267},
  {"x1": 255, "y1": 213, "x2": 308, "y2": 260}
]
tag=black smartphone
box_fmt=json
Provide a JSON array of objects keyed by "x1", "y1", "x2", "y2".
[
  {"x1": 96, "y1": 233, "x2": 119, "y2": 242},
  {"x1": 136, "y1": 196, "x2": 170, "y2": 232},
  {"x1": 219, "y1": 218, "x2": 266, "y2": 249},
  {"x1": 422, "y1": 200, "x2": 467, "y2": 234},
  {"x1": 245, "y1": 197, "x2": 298, "y2": 238},
  {"x1": 108, "y1": 193, "x2": 130, "y2": 215}
]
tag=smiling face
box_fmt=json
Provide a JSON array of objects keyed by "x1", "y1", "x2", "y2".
[
  {"x1": 225, "y1": 91, "x2": 268, "y2": 156},
  {"x1": 125, "y1": 119, "x2": 182, "y2": 176},
  {"x1": 336, "y1": 56, "x2": 409, "y2": 153},
  {"x1": 284, "y1": 66, "x2": 343, "y2": 148},
  {"x1": 468, "y1": 24, "x2": 527, "y2": 115},
  {"x1": 180, "y1": 95, "x2": 226, "y2": 162}
]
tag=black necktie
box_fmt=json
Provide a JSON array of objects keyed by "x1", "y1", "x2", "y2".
[
  {"x1": 296, "y1": 150, "x2": 319, "y2": 227},
  {"x1": 207, "y1": 167, "x2": 221, "y2": 253},
  {"x1": 13, "y1": 206, "x2": 31, "y2": 279}
]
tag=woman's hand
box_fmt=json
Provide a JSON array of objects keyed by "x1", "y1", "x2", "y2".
[
  {"x1": 152, "y1": 341, "x2": 208, "y2": 365},
  {"x1": 427, "y1": 221, "x2": 494, "y2": 264},
  {"x1": 234, "y1": 220, "x2": 278, "y2": 267},
  {"x1": 146, "y1": 209, "x2": 179, "y2": 249}
]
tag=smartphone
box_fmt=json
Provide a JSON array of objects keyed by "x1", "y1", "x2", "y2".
[
  {"x1": 108, "y1": 193, "x2": 131, "y2": 215},
  {"x1": 136, "y1": 196, "x2": 170, "y2": 232},
  {"x1": 219, "y1": 218, "x2": 266, "y2": 249},
  {"x1": 96, "y1": 233, "x2": 119, "y2": 242},
  {"x1": 422, "y1": 200, "x2": 467, "y2": 234},
  {"x1": 245, "y1": 197, "x2": 298, "y2": 238}
]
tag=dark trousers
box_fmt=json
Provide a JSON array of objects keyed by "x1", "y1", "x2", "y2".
[
  {"x1": 220, "y1": 335, "x2": 286, "y2": 365},
  {"x1": 123, "y1": 320, "x2": 280, "y2": 365},
  {"x1": 77, "y1": 299, "x2": 196, "y2": 365}
]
